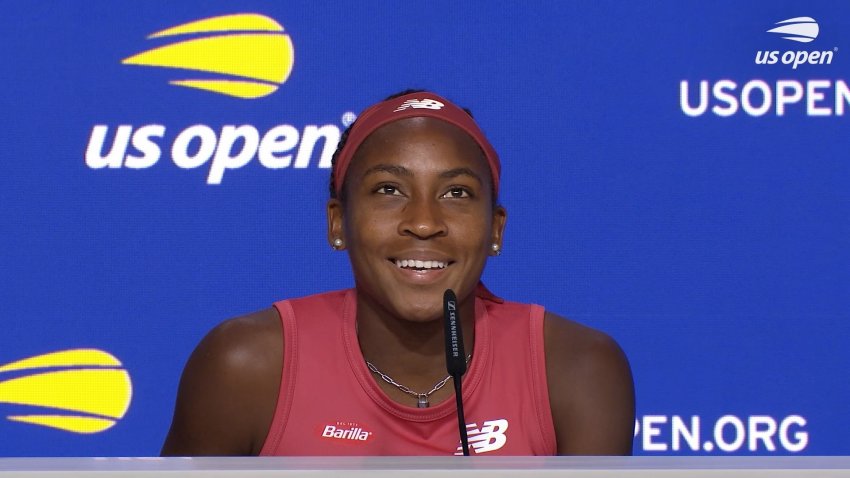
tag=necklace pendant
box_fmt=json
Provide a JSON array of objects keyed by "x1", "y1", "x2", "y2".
[{"x1": 417, "y1": 395, "x2": 429, "y2": 408}]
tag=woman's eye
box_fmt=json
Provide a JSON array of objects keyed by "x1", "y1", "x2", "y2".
[
  {"x1": 376, "y1": 185, "x2": 401, "y2": 195},
  {"x1": 443, "y1": 187, "x2": 471, "y2": 199}
]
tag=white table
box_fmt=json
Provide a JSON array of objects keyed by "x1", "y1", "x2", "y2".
[{"x1": 1, "y1": 456, "x2": 849, "y2": 477}]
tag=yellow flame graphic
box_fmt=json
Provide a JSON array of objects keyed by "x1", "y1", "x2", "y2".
[
  {"x1": 122, "y1": 13, "x2": 294, "y2": 99},
  {"x1": 148, "y1": 13, "x2": 284, "y2": 38},
  {"x1": 0, "y1": 349, "x2": 132, "y2": 434},
  {"x1": 0, "y1": 348, "x2": 122, "y2": 372},
  {"x1": 7, "y1": 415, "x2": 116, "y2": 434}
]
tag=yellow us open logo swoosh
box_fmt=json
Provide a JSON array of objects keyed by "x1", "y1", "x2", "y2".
[
  {"x1": 0, "y1": 349, "x2": 132, "y2": 434},
  {"x1": 122, "y1": 13, "x2": 295, "y2": 99}
]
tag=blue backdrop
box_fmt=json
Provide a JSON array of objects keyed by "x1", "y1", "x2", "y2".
[{"x1": 0, "y1": 1, "x2": 847, "y2": 456}]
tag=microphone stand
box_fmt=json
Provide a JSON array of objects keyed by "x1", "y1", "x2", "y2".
[{"x1": 444, "y1": 289, "x2": 470, "y2": 456}]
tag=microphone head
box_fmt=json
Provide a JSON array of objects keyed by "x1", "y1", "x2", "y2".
[{"x1": 443, "y1": 289, "x2": 467, "y2": 376}]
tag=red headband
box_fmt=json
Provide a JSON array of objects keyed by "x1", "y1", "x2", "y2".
[{"x1": 333, "y1": 91, "x2": 501, "y2": 197}]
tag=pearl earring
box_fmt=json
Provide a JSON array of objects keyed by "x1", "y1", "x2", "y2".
[
  {"x1": 332, "y1": 238, "x2": 343, "y2": 249},
  {"x1": 491, "y1": 243, "x2": 501, "y2": 256}
]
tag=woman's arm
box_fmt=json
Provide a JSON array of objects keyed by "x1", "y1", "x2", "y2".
[{"x1": 544, "y1": 311, "x2": 635, "y2": 455}]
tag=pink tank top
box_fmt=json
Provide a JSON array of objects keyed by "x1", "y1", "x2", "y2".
[{"x1": 260, "y1": 287, "x2": 557, "y2": 455}]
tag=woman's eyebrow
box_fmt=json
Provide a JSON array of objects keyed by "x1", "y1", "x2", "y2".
[
  {"x1": 362, "y1": 164, "x2": 413, "y2": 178},
  {"x1": 361, "y1": 165, "x2": 482, "y2": 185},
  {"x1": 439, "y1": 167, "x2": 483, "y2": 185}
]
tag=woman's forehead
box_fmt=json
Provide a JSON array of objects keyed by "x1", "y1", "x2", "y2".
[
  {"x1": 352, "y1": 117, "x2": 488, "y2": 172},
  {"x1": 331, "y1": 91, "x2": 500, "y2": 198}
]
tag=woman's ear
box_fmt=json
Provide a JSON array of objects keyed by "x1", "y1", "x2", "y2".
[
  {"x1": 490, "y1": 205, "x2": 507, "y2": 255},
  {"x1": 327, "y1": 199, "x2": 345, "y2": 250}
]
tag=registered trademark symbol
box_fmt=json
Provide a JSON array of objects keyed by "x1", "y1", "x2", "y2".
[{"x1": 341, "y1": 111, "x2": 357, "y2": 127}]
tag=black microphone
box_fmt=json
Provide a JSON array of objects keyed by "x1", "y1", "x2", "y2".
[{"x1": 443, "y1": 289, "x2": 470, "y2": 456}]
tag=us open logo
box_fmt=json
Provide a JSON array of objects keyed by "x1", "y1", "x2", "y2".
[
  {"x1": 85, "y1": 12, "x2": 355, "y2": 184},
  {"x1": 755, "y1": 17, "x2": 836, "y2": 69},
  {"x1": 123, "y1": 13, "x2": 295, "y2": 99},
  {"x1": 766, "y1": 17, "x2": 819, "y2": 43},
  {"x1": 0, "y1": 349, "x2": 132, "y2": 434},
  {"x1": 679, "y1": 15, "x2": 848, "y2": 117}
]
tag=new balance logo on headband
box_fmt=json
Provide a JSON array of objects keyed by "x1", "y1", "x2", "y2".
[{"x1": 393, "y1": 98, "x2": 445, "y2": 112}]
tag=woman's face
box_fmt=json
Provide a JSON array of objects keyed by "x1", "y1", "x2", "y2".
[{"x1": 328, "y1": 117, "x2": 506, "y2": 323}]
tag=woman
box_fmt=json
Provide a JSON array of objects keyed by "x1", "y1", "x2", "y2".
[{"x1": 161, "y1": 90, "x2": 635, "y2": 456}]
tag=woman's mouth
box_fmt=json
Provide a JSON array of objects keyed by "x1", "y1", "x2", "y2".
[{"x1": 393, "y1": 259, "x2": 448, "y2": 271}]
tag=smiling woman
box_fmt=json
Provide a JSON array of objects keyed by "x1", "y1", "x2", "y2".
[{"x1": 160, "y1": 90, "x2": 635, "y2": 456}]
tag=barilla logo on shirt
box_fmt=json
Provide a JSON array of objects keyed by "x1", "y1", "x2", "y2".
[{"x1": 319, "y1": 421, "x2": 373, "y2": 443}]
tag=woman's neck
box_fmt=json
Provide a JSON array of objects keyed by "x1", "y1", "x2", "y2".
[{"x1": 354, "y1": 289, "x2": 476, "y2": 388}]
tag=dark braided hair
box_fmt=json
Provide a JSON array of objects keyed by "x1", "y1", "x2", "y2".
[{"x1": 328, "y1": 89, "x2": 477, "y2": 200}]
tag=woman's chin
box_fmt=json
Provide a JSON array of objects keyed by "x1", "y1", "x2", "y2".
[{"x1": 394, "y1": 303, "x2": 443, "y2": 323}]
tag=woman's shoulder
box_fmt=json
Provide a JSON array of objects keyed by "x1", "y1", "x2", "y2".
[
  {"x1": 161, "y1": 308, "x2": 283, "y2": 456},
  {"x1": 202, "y1": 308, "x2": 282, "y2": 364},
  {"x1": 543, "y1": 311, "x2": 626, "y2": 368},
  {"x1": 542, "y1": 310, "x2": 636, "y2": 455},
  {"x1": 185, "y1": 308, "x2": 283, "y2": 386}
]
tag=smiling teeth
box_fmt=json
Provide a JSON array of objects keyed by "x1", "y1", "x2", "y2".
[{"x1": 395, "y1": 259, "x2": 447, "y2": 270}]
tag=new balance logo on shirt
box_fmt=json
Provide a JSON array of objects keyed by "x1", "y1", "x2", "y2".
[
  {"x1": 455, "y1": 419, "x2": 509, "y2": 455},
  {"x1": 393, "y1": 98, "x2": 445, "y2": 112}
]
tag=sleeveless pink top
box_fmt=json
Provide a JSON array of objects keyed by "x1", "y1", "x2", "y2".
[{"x1": 260, "y1": 287, "x2": 557, "y2": 455}]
